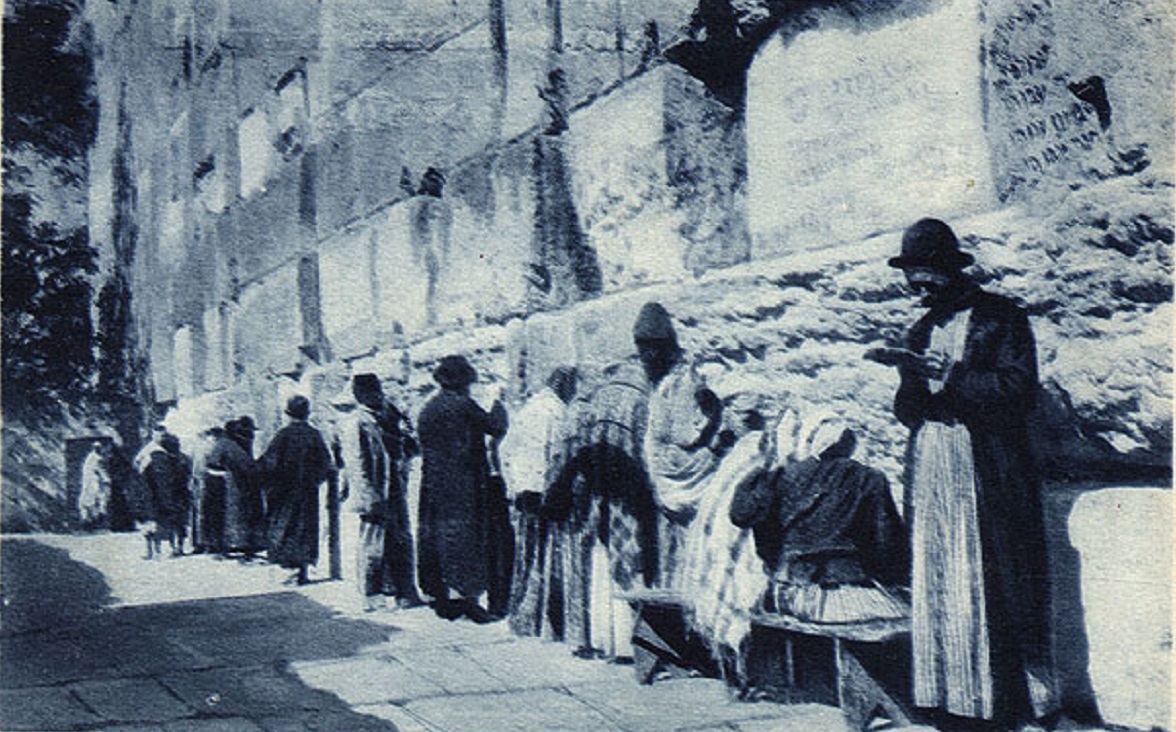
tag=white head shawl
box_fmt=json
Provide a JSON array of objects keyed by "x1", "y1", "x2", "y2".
[{"x1": 771, "y1": 406, "x2": 850, "y2": 464}]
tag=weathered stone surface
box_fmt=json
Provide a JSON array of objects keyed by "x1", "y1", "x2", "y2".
[
  {"x1": 0, "y1": 686, "x2": 103, "y2": 730},
  {"x1": 70, "y1": 678, "x2": 195, "y2": 723},
  {"x1": 406, "y1": 688, "x2": 624, "y2": 732},
  {"x1": 290, "y1": 656, "x2": 445, "y2": 705},
  {"x1": 1068, "y1": 488, "x2": 1172, "y2": 731}
]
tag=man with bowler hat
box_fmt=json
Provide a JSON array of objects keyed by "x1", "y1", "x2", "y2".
[
  {"x1": 417, "y1": 355, "x2": 508, "y2": 622},
  {"x1": 869, "y1": 218, "x2": 1057, "y2": 731}
]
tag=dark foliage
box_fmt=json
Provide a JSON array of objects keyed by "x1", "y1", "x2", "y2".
[
  {"x1": 3, "y1": 1, "x2": 96, "y2": 165},
  {"x1": 2, "y1": 1, "x2": 98, "y2": 419}
]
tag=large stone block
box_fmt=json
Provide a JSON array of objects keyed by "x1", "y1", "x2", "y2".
[{"x1": 747, "y1": 0, "x2": 996, "y2": 258}]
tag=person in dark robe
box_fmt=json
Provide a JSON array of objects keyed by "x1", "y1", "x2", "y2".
[
  {"x1": 142, "y1": 433, "x2": 192, "y2": 559},
  {"x1": 204, "y1": 418, "x2": 261, "y2": 559},
  {"x1": 260, "y1": 395, "x2": 333, "y2": 585},
  {"x1": 869, "y1": 218, "x2": 1057, "y2": 731},
  {"x1": 417, "y1": 355, "x2": 508, "y2": 623},
  {"x1": 729, "y1": 416, "x2": 909, "y2": 624},
  {"x1": 341, "y1": 373, "x2": 424, "y2": 610}
]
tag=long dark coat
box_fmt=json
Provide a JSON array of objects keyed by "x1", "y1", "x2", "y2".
[
  {"x1": 204, "y1": 434, "x2": 262, "y2": 552},
  {"x1": 144, "y1": 450, "x2": 192, "y2": 535},
  {"x1": 894, "y1": 286, "x2": 1052, "y2": 724},
  {"x1": 416, "y1": 389, "x2": 508, "y2": 599},
  {"x1": 260, "y1": 420, "x2": 332, "y2": 568}
]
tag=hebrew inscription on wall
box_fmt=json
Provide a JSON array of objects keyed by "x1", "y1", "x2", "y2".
[
  {"x1": 983, "y1": 0, "x2": 1105, "y2": 201},
  {"x1": 746, "y1": 0, "x2": 997, "y2": 258}
]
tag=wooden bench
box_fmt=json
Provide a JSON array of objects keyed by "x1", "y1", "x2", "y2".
[
  {"x1": 617, "y1": 590, "x2": 718, "y2": 684},
  {"x1": 748, "y1": 611, "x2": 913, "y2": 732}
]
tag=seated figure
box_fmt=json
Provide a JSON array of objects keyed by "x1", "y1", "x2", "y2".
[{"x1": 730, "y1": 414, "x2": 909, "y2": 624}]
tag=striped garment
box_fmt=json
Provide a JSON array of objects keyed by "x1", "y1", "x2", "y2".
[{"x1": 910, "y1": 308, "x2": 995, "y2": 719}]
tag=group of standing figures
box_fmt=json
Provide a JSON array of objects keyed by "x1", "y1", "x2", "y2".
[{"x1": 84, "y1": 218, "x2": 1058, "y2": 732}]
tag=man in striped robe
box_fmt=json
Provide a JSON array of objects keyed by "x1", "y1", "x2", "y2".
[{"x1": 881, "y1": 218, "x2": 1058, "y2": 732}]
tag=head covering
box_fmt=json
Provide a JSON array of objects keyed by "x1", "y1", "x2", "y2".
[
  {"x1": 285, "y1": 395, "x2": 310, "y2": 420},
  {"x1": 352, "y1": 373, "x2": 383, "y2": 409},
  {"x1": 160, "y1": 433, "x2": 182, "y2": 454},
  {"x1": 633, "y1": 301, "x2": 678, "y2": 343},
  {"x1": 227, "y1": 416, "x2": 257, "y2": 439},
  {"x1": 433, "y1": 355, "x2": 477, "y2": 390},
  {"x1": 797, "y1": 411, "x2": 851, "y2": 461},
  {"x1": 888, "y1": 218, "x2": 974, "y2": 272},
  {"x1": 546, "y1": 366, "x2": 578, "y2": 401}
]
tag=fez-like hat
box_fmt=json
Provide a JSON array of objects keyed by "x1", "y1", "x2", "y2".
[
  {"x1": 285, "y1": 395, "x2": 311, "y2": 420},
  {"x1": 888, "y1": 218, "x2": 974, "y2": 272},
  {"x1": 160, "y1": 433, "x2": 182, "y2": 454},
  {"x1": 433, "y1": 354, "x2": 477, "y2": 390},
  {"x1": 352, "y1": 373, "x2": 383, "y2": 407},
  {"x1": 632, "y1": 302, "x2": 677, "y2": 343}
]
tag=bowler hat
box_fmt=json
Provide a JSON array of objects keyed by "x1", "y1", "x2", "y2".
[
  {"x1": 285, "y1": 395, "x2": 310, "y2": 420},
  {"x1": 888, "y1": 218, "x2": 974, "y2": 272},
  {"x1": 433, "y1": 355, "x2": 477, "y2": 389}
]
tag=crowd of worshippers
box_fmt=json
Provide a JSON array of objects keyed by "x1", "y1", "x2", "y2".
[{"x1": 77, "y1": 219, "x2": 1058, "y2": 732}]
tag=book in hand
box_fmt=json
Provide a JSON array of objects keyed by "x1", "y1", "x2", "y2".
[{"x1": 863, "y1": 346, "x2": 923, "y2": 367}]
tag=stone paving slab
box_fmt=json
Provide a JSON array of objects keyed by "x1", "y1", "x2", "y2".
[
  {"x1": 565, "y1": 675, "x2": 801, "y2": 732},
  {"x1": 388, "y1": 646, "x2": 511, "y2": 695},
  {"x1": 354, "y1": 702, "x2": 443, "y2": 732},
  {"x1": 728, "y1": 704, "x2": 851, "y2": 731},
  {"x1": 165, "y1": 620, "x2": 389, "y2": 668},
  {"x1": 159, "y1": 665, "x2": 339, "y2": 718},
  {"x1": 161, "y1": 717, "x2": 267, "y2": 732},
  {"x1": 407, "y1": 687, "x2": 626, "y2": 732},
  {"x1": 252, "y1": 710, "x2": 397, "y2": 732},
  {"x1": 461, "y1": 635, "x2": 634, "y2": 689},
  {"x1": 370, "y1": 608, "x2": 517, "y2": 650},
  {"x1": 0, "y1": 686, "x2": 103, "y2": 730},
  {"x1": 69, "y1": 677, "x2": 195, "y2": 724},
  {"x1": 291, "y1": 655, "x2": 446, "y2": 704}
]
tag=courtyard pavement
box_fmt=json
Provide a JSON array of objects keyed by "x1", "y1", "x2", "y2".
[{"x1": 0, "y1": 532, "x2": 860, "y2": 732}]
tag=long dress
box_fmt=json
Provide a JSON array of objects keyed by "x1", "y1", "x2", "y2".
[
  {"x1": 339, "y1": 405, "x2": 402, "y2": 599},
  {"x1": 895, "y1": 286, "x2": 1057, "y2": 725},
  {"x1": 417, "y1": 389, "x2": 508, "y2": 601},
  {"x1": 644, "y1": 359, "x2": 721, "y2": 590},
  {"x1": 260, "y1": 420, "x2": 332, "y2": 569},
  {"x1": 499, "y1": 387, "x2": 573, "y2": 637},
  {"x1": 547, "y1": 364, "x2": 659, "y2": 657}
]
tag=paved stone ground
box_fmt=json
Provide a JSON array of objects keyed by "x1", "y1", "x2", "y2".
[{"x1": 0, "y1": 532, "x2": 1127, "y2": 732}]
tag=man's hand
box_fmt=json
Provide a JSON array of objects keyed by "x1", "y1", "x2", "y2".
[{"x1": 864, "y1": 347, "x2": 951, "y2": 380}]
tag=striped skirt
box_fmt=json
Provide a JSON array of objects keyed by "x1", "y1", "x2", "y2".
[{"x1": 910, "y1": 421, "x2": 994, "y2": 719}]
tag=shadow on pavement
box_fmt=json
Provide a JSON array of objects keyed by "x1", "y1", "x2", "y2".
[
  {"x1": 1, "y1": 537, "x2": 400, "y2": 731},
  {"x1": 1, "y1": 537, "x2": 114, "y2": 636}
]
